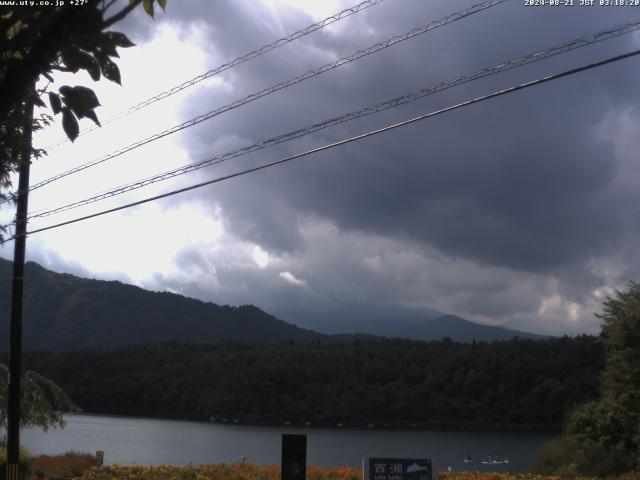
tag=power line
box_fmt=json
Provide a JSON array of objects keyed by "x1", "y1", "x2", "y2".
[
  {"x1": 6, "y1": 0, "x2": 506, "y2": 205},
  {"x1": 42, "y1": 0, "x2": 388, "y2": 151},
  {"x1": 21, "y1": 19, "x2": 640, "y2": 223},
  {"x1": 3, "y1": 46, "x2": 638, "y2": 244}
]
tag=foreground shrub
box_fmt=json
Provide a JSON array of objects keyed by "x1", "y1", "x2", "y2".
[
  {"x1": 31, "y1": 452, "x2": 98, "y2": 479},
  {"x1": 76, "y1": 464, "x2": 361, "y2": 480},
  {"x1": 439, "y1": 473, "x2": 558, "y2": 480},
  {"x1": 440, "y1": 471, "x2": 640, "y2": 480},
  {"x1": 528, "y1": 436, "x2": 581, "y2": 477},
  {"x1": 567, "y1": 400, "x2": 637, "y2": 477}
]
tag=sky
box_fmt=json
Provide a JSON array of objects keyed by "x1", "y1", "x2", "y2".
[{"x1": 2, "y1": 0, "x2": 640, "y2": 336}]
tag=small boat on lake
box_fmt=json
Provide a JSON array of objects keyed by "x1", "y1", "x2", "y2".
[{"x1": 481, "y1": 456, "x2": 509, "y2": 465}]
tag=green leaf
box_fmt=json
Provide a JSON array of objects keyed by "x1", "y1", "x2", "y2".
[
  {"x1": 103, "y1": 31, "x2": 135, "y2": 48},
  {"x1": 61, "y1": 108, "x2": 79, "y2": 142},
  {"x1": 97, "y1": 55, "x2": 121, "y2": 84},
  {"x1": 33, "y1": 96, "x2": 46, "y2": 108},
  {"x1": 0, "y1": 363, "x2": 78, "y2": 431},
  {"x1": 60, "y1": 49, "x2": 80, "y2": 73},
  {"x1": 72, "y1": 33, "x2": 98, "y2": 52},
  {"x1": 157, "y1": 0, "x2": 167, "y2": 11},
  {"x1": 5, "y1": 19, "x2": 22, "y2": 40},
  {"x1": 58, "y1": 85, "x2": 73, "y2": 97},
  {"x1": 84, "y1": 56, "x2": 101, "y2": 81},
  {"x1": 48, "y1": 92, "x2": 62, "y2": 115},
  {"x1": 143, "y1": 0, "x2": 154, "y2": 17},
  {"x1": 59, "y1": 86, "x2": 101, "y2": 126},
  {"x1": 68, "y1": 86, "x2": 101, "y2": 111},
  {"x1": 96, "y1": 34, "x2": 119, "y2": 58},
  {"x1": 82, "y1": 109, "x2": 101, "y2": 127},
  {"x1": 61, "y1": 48, "x2": 100, "y2": 80}
]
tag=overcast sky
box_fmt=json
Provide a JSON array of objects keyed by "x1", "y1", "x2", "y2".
[{"x1": 2, "y1": 0, "x2": 640, "y2": 335}]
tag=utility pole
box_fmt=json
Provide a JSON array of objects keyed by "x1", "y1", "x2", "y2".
[{"x1": 6, "y1": 96, "x2": 34, "y2": 480}]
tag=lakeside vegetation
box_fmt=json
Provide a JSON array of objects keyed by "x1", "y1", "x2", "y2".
[
  {"x1": 441, "y1": 473, "x2": 640, "y2": 480},
  {"x1": 20, "y1": 335, "x2": 602, "y2": 432},
  {"x1": 528, "y1": 283, "x2": 640, "y2": 476},
  {"x1": 75, "y1": 464, "x2": 361, "y2": 480},
  {"x1": 9, "y1": 454, "x2": 640, "y2": 480},
  {"x1": 74, "y1": 465, "x2": 640, "y2": 480}
]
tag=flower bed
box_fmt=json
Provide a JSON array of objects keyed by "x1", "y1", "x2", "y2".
[
  {"x1": 26, "y1": 457, "x2": 639, "y2": 480},
  {"x1": 75, "y1": 464, "x2": 362, "y2": 480},
  {"x1": 439, "y1": 472, "x2": 640, "y2": 480}
]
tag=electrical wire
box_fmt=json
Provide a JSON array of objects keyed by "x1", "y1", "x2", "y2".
[
  {"x1": 42, "y1": 0, "x2": 389, "y2": 150},
  {"x1": 21, "y1": 19, "x2": 640, "y2": 223},
  {"x1": 4, "y1": 0, "x2": 506, "y2": 206},
  {"x1": 3, "y1": 46, "x2": 638, "y2": 244}
]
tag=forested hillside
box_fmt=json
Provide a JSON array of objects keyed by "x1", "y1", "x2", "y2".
[
  {"x1": 0, "y1": 259, "x2": 331, "y2": 350},
  {"x1": 0, "y1": 259, "x2": 548, "y2": 348},
  {"x1": 22, "y1": 336, "x2": 602, "y2": 432}
]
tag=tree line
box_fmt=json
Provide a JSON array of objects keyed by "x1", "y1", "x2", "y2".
[
  {"x1": 530, "y1": 282, "x2": 640, "y2": 476},
  {"x1": 19, "y1": 335, "x2": 603, "y2": 432}
]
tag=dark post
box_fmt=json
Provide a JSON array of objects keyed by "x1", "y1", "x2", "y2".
[
  {"x1": 281, "y1": 434, "x2": 306, "y2": 480},
  {"x1": 6, "y1": 99, "x2": 34, "y2": 480}
]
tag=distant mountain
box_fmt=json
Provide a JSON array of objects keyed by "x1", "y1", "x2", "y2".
[
  {"x1": 0, "y1": 259, "x2": 338, "y2": 351},
  {"x1": 278, "y1": 303, "x2": 443, "y2": 335},
  {"x1": 417, "y1": 315, "x2": 549, "y2": 341},
  {"x1": 0, "y1": 259, "x2": 547, "y2": 351},
  {"x1": 297, "y1": 311, "x2": 548, "y2": 342}
]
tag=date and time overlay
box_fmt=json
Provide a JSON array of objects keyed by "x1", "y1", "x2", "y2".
[
  {"x1": 3, "y1": 0, "x2": 640, "y2": 8},
  {"x1": 525, "y1": 0, "x2": 640, "y2": 6}
]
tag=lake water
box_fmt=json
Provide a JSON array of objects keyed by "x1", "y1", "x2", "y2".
[{"x1": 22, "y1": 414, "x2": 555, "y2": 473}]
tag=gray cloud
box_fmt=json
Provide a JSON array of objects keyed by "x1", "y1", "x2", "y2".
[{"x1": 36, "y1": 0, "x2": 640, "y2": 336}]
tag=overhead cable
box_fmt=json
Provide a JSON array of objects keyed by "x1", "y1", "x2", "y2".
[
  {"x1": 3, "y1": 46, "x2": 638, "y2": 244},
  {"x1": 22, "y1": 19, "x2": 640, "y2": 222},
  {"x1": 8, "y1": 0, "x2": 506, "y2": 205},
  {"x1": 42, "y1": 0, "x2": 389, "y2": 150}
]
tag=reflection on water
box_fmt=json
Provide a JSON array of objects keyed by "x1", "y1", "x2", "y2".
[{"x1": 22, "y1": 414, "x2": 555, "y2": 472}]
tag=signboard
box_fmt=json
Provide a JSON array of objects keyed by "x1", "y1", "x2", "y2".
[
  {"x1": 366, "y1": 458, "x2": 432, "y2": 480},
  {"x1": 281, "y1": 434, "x2": 306, "y2": 480}
]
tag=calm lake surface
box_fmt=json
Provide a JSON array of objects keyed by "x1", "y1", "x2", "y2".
[{"x1": 22, "y1": 414, "x2": 555, "y2": 473}]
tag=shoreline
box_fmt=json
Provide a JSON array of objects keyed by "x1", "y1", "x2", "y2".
[{"x1": 67, "y1": 411, "x2": 558, "y2": 435}]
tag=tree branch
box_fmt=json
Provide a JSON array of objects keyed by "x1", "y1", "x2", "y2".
[
  {"x1": 0, "y1": 1, "x2": 102, "y2": 117},
  {"x1": 50, "y1": 65, "x2": 75, "y2": 72},
  {"x1": 101, "y1": 0, "x2": 120, "y2": 14},
  {"x1": 102, "y1": 0, "x2": 143, "y2": 28}
]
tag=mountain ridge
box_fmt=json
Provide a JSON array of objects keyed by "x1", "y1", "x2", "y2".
[
  {"x1": 0, "y1": 258, "x2": 547, "y2": 350},
  {"x1": 0, "y1": 259, "x2": 334, "y2": 350},
  {"x1": 422, "y1": 314, "x2": 548, "y2": 341}
]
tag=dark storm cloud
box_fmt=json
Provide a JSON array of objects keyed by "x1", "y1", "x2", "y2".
[
  {"x1": 115, "y1": 0, "x2": 640, "y2": 333},
  {"x1": 171, "y1": 0, "x2": 639, "y2": 266}
]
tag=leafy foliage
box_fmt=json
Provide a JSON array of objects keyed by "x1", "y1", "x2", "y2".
[
  {"x1": 30, "y1": 452, "x2": 99, "y2": 479},
  {"x1": 441, "y1": 473, "x2": 640, "y2": 480},
  {"x1": 0, "y1": 363, "x2": 78, "y2": 431},
  {"x1": 0, "y1": 259, "x2": 338, "y2": 350},
  {"x1": 598, "y1": 282, "x2": 640, "y2": 409},
  {"x1": 75, "y1": 463, "x2": 360, "y2": 480},
  {"x1": 534, "y1": 282, "x2": 640, "y2": 476},
  {"x1": 0, "y1": 443, "x2": 30, "y2": 465},
  {"x1": 0, "y1": 0, "x2": 166, "y2": 203},
  {"x1": 528, "y1": 436, "x2": 582, "y2": 477}
]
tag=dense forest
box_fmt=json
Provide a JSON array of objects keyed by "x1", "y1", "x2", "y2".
[{"x1": 21, "y1": 336, "x2": 603, "y2": 432}]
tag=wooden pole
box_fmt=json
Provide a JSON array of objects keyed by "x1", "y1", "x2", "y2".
[{"x1": 6, "y1": 97, "x2": 34, "y2": 480}]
